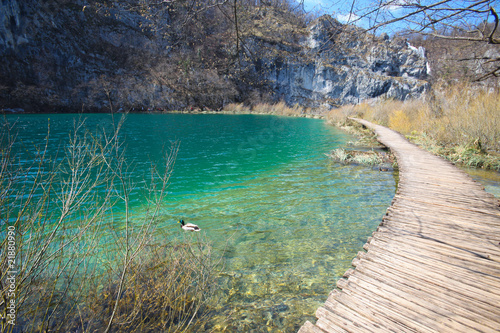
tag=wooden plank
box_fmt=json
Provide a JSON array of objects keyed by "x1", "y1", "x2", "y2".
[
  {"x1": 348, "y1": 272, "x2": 499, "y2": 332},
  {"x1": 374, "y1": 223, "x2": 500, "y2": 261},
  {"x1": 342, "y1": 268, "x2": 355, "y2": 278},
  {"x1": 361, "y1": 244, "x2": 500, "y2": 302},
  {"x1": 354, "y1": 255, "x2": 500, "y2": 319},
  {"x1": 396, "y1": 178, "x2": 491, "y2": 193},
  {"x1": 369, "y1": 232, "x2": 500, "y2": 276},
  {"x1": 383, "y1": 207, "x2": 500, "y2": 236},
  {"x1": 378, "y1": 220, "x2": 500, "y2": 247},
  {"x1": 382, "y1": 211, "x2": 500, "y2": 237},
  {"x1": 379, "y1": 218, "x2": 500, "y2": 245},
  {"x1": 391, "y1": 195, "x2": 500, "y2": 216},
  {"x1": 341, "y1": 277, "x2": 482, "y2": 333},
  {"x1": 365, "y1": 241, "x2": 500, "y2": 290},
  {"x1": 353, "y1": 259, "x2": 500, "y2": 325},
  {"x1": 374, "y1": 225, "x2": 500, "y2": 263},
  {"x1": 333, "y1": 280, "x2": 439, "y2": 333},
  {"x1": 398, "y1": 189, "x2": 500, "y2": 208},
  {"x1": 298, "y1": 321, "x2": 328, "y2": 333},
  {"x1": 326, "y1": 289, "x2": 428, "y2": 333},
  {"x1": 299, "y1": 119, "x2": 500, "y2": 333},
  {"x1": 397, "y1": 181, "x2": 497, "y2": 199},
  {"x1": 317, "y1": 305, "x2": 381, "y2": 333},
  {"x1": 389, "y1": 199, "x2": 500, "y2": 223},
  {"x1": 314, "y1": 311, "x2": 352, "y2": 333},
  {"x1": 374, "y1": 226, "x2": 500, "y2": 264},
  {"x1": 336, "y1": 278, "x2": 348, "y2": 290},
  {"x1": 351, "y1": 257, "x2": 360, "y2": 267}
]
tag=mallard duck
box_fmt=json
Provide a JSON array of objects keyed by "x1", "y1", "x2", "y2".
[{"x1": 178, "y1": 220, "x2": 201, "y2": 232}]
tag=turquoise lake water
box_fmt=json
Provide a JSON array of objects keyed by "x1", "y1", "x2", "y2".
[{"x1": 3, "y1": 113, "x2": 398, "y2": 331}]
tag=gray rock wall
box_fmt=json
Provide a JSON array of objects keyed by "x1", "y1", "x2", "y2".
[
  {"x1": 0, "y1": 2, "x2": 429, "y2": 112},
  {"x1": 262, "y1": 16, "x2": 429, "y2": 108}
]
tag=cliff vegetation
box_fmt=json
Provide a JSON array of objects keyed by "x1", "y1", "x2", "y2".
[{"x1": 0, "y1": 0, "x2": 428, "y2": 112}]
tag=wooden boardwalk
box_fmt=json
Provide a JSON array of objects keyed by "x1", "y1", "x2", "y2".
[{"x1": 299, "y1": 119, "x2": 500, "y2": 333}]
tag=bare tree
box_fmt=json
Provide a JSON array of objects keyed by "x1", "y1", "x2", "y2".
[{"x1": 346, "y1": 0, "x2": 499, "y2": 81}]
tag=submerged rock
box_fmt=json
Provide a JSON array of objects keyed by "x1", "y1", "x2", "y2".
[{"x1": 271, "y1": 303, "x2": 290, "y2": 313}]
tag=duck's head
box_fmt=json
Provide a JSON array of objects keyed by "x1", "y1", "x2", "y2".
[{"x1": 178, "y1": 220, "x2": 185, "y2": 226}]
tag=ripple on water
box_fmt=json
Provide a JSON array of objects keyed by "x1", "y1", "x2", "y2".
[
  {"x1": 461, "y1": 167, "x2": 500, "y2": 199},
  {"x1": 159, "y1": 161, "x2": 396, "y2": 332},
  {"x1": 4, "y1": 113, "x2": 398, "y2": 332}
]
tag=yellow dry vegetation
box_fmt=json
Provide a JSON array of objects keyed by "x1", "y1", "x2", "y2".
[
  {"x1": 328, "y1": 83, "x2": 500, "y2": 169},
  {"x1": 223, "y1": 101, "x2": 311, "y2": 116}
]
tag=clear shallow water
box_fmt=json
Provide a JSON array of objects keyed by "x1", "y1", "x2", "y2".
[
  {"x1": 461, "y1": 167, "x2": 500, "y2": 199},
  {"x1": 3, "y1": 113, "x2": 398, "y2": 332}
]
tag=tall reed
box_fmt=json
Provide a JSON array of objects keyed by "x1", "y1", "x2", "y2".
[{"x1": 223, "y1": 101, "x2": 312, "y2": 116}]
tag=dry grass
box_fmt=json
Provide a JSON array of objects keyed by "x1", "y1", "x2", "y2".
[
  {"x1": 343, "y1": 83, "x2": 500, "y2": 170},
  {"x1": 326, "y1": 148, "x2": 395, "y2": 167},
  {"x1": 327, "y1": 148, "x2": 351, "y2": 163},
  {"x1": 222, "y1": 103, "x2": 247, "y2": 113},
  {"x1": 325, "y1": 105, "x2": 353, "y2": 126},
  {"x1": 223, "y1": 101, "x2": 312, "y2": 116},
  {"x1": 79, "y1": 235, "x2": 223, "y2": 333},
  {"x1": 21, "y1": 235, "x2": 223, "y2": 333},
  {"x1": 326, "y1": 109, "x2": 382, "y2": 148}
]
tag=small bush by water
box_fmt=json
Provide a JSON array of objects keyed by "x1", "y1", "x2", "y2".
[
  {"x1": 81, "y1": 236, "x2": 222, "y2": 333},
  {"x1": 326, "y1": 148, "x2": 395, "y2": 169}
]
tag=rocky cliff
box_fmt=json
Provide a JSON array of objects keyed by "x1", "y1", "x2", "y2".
[
  {"x1": 256, "y1": 15, "x2": 429, "y2": 108},
  {"x1": 0, "y1": 0, "x2": 176, "y2": 112},
  {"x1": 0, "y1": 1, "x2": 429, "y2": 112}
]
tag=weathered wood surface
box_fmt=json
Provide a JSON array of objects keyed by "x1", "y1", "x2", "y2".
[{"x1": 299, "y1": 119, "x2": 500, "y2": 333}]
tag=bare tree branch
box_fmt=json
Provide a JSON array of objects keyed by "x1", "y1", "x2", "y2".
[
  {"x1": 488, "y1": 6, "x2": 499, "y2": 43},
  {"x1": 366, "y1": 0, "x2": 453, "y2": 32},
  {"x1": 345, "y1": 0, "x2": 499, "y2": 81}
]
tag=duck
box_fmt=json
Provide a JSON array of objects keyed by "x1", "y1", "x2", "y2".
[{"x1": 178, "y1": 220, "x2": 201, "y2": 232}]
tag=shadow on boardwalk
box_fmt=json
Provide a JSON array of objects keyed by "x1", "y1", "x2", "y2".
[{"x1": 299, "y1": 118, "x2": 500, "y2": 333}]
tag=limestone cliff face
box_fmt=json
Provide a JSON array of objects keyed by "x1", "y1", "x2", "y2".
[
  {"x1": 0, "y1": 2, "x2": 429, "y2": 112},
  {"x1": 0, "y1": 0, "x2": 25, "y2": 50},
  {"x1": 260, "y1": 15, "x2": 429, "y2": 108}
]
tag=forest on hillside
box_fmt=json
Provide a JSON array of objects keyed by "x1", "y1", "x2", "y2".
[
  {"x1": 1, "y1": 0, "x2": 312, "y2": 111},
  {"x1": 0, "y1": 0, "x2": 498, "y2": 112}
]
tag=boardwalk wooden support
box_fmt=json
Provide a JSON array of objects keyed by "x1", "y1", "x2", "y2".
[{"x1": 299, "y1": 119, "x2": 500, "y2": 333}]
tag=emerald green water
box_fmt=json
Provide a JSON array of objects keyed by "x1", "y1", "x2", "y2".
[{"x1": 4, "y1": 113, "x2": 398, "y2": 332}]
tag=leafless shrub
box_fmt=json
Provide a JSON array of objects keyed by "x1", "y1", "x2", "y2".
[{"x1": 0, "y1": 115, "x2": 224, "y2": 332}]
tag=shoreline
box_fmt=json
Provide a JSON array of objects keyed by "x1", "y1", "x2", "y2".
[
  {"x1": 1, "y1": 108, "x2": 326, "y2": 118},
  {"x1": 3, "y1": 107, "x2": 498, "y2": 174}
]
